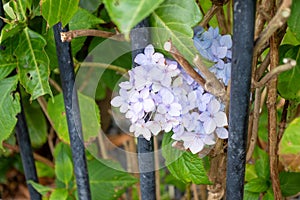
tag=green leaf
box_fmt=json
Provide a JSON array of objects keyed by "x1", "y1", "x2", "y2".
[
  {"x1": 263, "y1": 188, "x2": 274, "y2": 200},
  {"x1": 47, "y1": 92, "x2": 100, "y2": 143},
  {"x1": 278, "y1": 45, "x2": 300, "y2": 101},
  {"x1": 244, "y1": 178, "x2": 269, "y2": 193},
  {"x1": 243, "y1": 190, "x2": 260, "y2": 200},
  {"x1": 245, "y1": 164, "x2": 258, "y2": 182},
  {"x1": 162, "y1": 132, "x2": 211, "y2": 184},
  {"x1": 35, "y1": 161, "x2": 55, "y2": 178},
  {"x1": 0, "y1": 76, "x2": 20, "y2": 150},
  {"x1": 50, "y1": 188, "x2": 69, "y2": 200},
  {"x1": 280, "y1": 172, "x2": 300, "y2": 197},
  {"x1": 41, "y1": 0, "x2": 79, "y2": 27},
  {"x1": 253, "y1": 147, "x2": 270, "y2": 180},
  {"x1": 69, "y1": 7, "x2": 105, "y2": 30},
  {"x1": 79, "y1": 0, "x2": 102, "y2": 12},
  {"x1": 164, "y1": 173, "x2": 186, "y2": 192},
  {"x1": 88, "y1": 158, "x2": 137, "y2": 200},
  {"x1": 54, "y1": 143, "x2": 73, "y2": 184},
  {"x1": 15, "y1": 28, "x2": 52, "y2": 100},
  {"x1": 23, "y1": 100, "x2": 47, "y2": 148},
  {"x1": 103, "y1": 0, "x2": 165, "y2": 38},
  {"x1": 150, "y1": 0, "x2": 204, "y2": 64},
  {"x1": 28, "y1": 180, "x2": 52, "y2": 196},
  {"x1": 44, "y1": 28, "x2": 58, "y2": 70},
  {"x1": 0, "y1": 23, "x2": 25, "y2": 43},
  {"x1": 279, "y1": 117, "x2": 300, "y2": 171},
  {"x1": 288, "y1": 0, "x2": 300, "y2": 42}
]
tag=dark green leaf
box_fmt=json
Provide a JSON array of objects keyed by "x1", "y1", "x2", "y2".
[
  {"x1": 23, "y1": 100, "x2": 47, "y2": 148},
  {"x1": 35, "y1": 161, "x2": 55, "y2": 178},
  {"x1": 79, "y1": 0, "x2": 102, "y2": 12},
  {"x1": 280, "y1": 172, "x2": 300, "y2": 197},
  {"x1": 162, "y1": 132, "x2": 211, "y2": 184},
  {"x1": 41, "y1": 0, "x2": 79, "y2": 27},
  {"x1": 88, "y1": 159, "x2": 137, "y2": 200},
  {"x1": 288, "y1": 0, "x2": 300, "y2": 42},
  {"x1": 69, "y1": 7, "x2": 104, "y2": 30},
  {"x1": 262, "y1": 188, "x2": 274, "y2": 200},
  {"x1": 150, "y1": 0, "x2": 205, "y2": 64},
  {"x1": 244, "y1": 178, "x2": 269, "y2": 193},
  {"x1": 44, "y1": 28, "x2": 58, "y2": 70},
  {"x1": 47, "y1": 93, "x2": 100, "y2": 143},
  {"x1": 243, "y1": 190, "x2": 260, "y2": 200},
  {"x1": 0, "y1": 76, "x2": 20, "y2": 150},
  {"x1": 164, "y1": 173, "x2": 186, "y2": 192},
  {"x1": 279, "y1": 117, "x2": 300, "y2": 171},
  {"x1": 278, "y1": 45, "x2": 300, "y2": 101},
  {"x1": 50, "y1": 188, "x2": 69, "y2": 200},
  {"x1": 103, "y1": 0, "x2": 165, "y2": 37},
  {"x1": 54, "y1": 143, "x2": 73, "y2": 184},
  {"x1": 28, "y1": 180, "x2": 52, "y2": 196},
  {"x1": 0, "y1": 23, "x2": 25, "y2": 43},
  {"x1": 15, "y1": 28, "x2": 52, "y2": 100}
]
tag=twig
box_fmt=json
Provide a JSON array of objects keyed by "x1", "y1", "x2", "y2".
[
  {"x1": 216, "y1": 7, "x2": 228, "y2": 34},
  {"x1": 200, "y1": 5, "x2": 220, "y2": 27},
  {"x1": 79, "y1": 62, "x2": 128, "y2": 74},
  {"x1": 226, "y1": 0, "x2": 232, "y2": 33},
  {"x1": 253, "y1": 59, "x2": 296, "y2": 88},
  {"x1": 193, "y1": 55, "x2": 226, "y2": 101},
  {"x1": 60, "y1": 29, "x2": 125, "y2": 42},
  {"x1": 49, "y1": 78, "x2": 62, "y2": 93},
  {"x1": 246, "y1": 88, "x2": 262, "y2": 161},
  {"x1": 278, "y1": 100, "x2": 289, "y2": 142},
  {"x1": 192, "y1": 184, "x2": 199, "y2": 200},
  {"x1": 2, "y1": 142, "x2": 54, "y2": 168},
  {"x1": 78, "y1": 67, "x2": 95, "y2": 92},
  {"x1": 163, "y1": 41, "x2": 206, "y2": 87},
  {"x1": 48, "y1": 127, "x2": 55, "y2": 157},
  {"x1": 37, "y1": 97, "x2": 55, "y2": 128},
  {"x1": 254, "y1": 0, "x2": 273, "y2": 39},
  {"x1": 268, "y1": 30, "x2": 282, "y2": 200},
  {"x1": 153, "y1": 136, "x2": 161, "y2": 200},
  {"x1": 253, "y1": 0, "x2": 291, "y2": 56},
  {"x1": 97, "y1": 129, "x2": 108, "y2": 159},
  {"x1": 256, "y1": 52, "x2": 270, "y2": 80}
]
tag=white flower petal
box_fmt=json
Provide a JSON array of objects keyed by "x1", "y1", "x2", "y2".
[
  {"x1": 147, "y1": 121, "x2": 161, "y2": 135},
  {"x1": 134, "y1": 54, "x2": 147, "y2": 65},
  {"x1": 207, "y1": 99, "x2": 220, "y2": 114},
  {"x1": 214, "y1": 112, "x2": 228, "y2": 127},
  {"x1": 189, "y1": 139, "x2": 204, "y2": 154},
  {"x1": 143, "y1": 99, "x2": 155, "y2": 112},
  {"x1": 111, "y1": 96, "x2": 123, "y2": 107},
  {"x1": 203, "y1": 134, "x2": 216, "y2": 145},
  {"x1": 203, "y1": 119, "x2": 216, "y2": 134},
  {"x1": 199, "y1": 112, "x2": 210, "y2": 122},
  {"x1": 157, "y1": 104, "x2": 167, "y2": 114},
  {"x1": 144, "y1": 44, "x2": 155, "y2": 57},
  {"x1": 160, "y1": 89, "x2": 174, "y2": 104},
  {"x1": 169, "y1": 103, "x2": 182, "y2": 116},
  {"x1": 216, "y1": 127, "x2": 228, "y2": 139}
]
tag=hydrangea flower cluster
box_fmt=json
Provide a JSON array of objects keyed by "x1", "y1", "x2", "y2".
[
  {"x1": 111, "y1": 32, "x2": 230, "y2": 154},
  {"x1": 193, "y1": 26, "x2": 232, "y2": 85}
]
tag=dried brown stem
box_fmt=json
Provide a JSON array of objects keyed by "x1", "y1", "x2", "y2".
[
  {"x1": 200, "y1": 5, "x2": 220, "y2": 27},
  {"x1": 246, "y1": 88, "x2": 262, "y2": 161},
  {"x1": 80, "y1": 62, "x2": 128, "y2": 74},
  {"x1": 253, "y1": 0, "x2": 291, "y2": 56},
  {"x1": 216, "y1": 8, "x2": 228, "y2": 34},
  {"x1": 268, "y1": 31, "x2": 282, "y2": 200},
  {"x1": 37, "y1": 97, "x2": 55, "y2": 128},
  {"x1": 254, "y1": 0, "x2": 273, "y2": 39},
  {"x1": 256, "y1": 52, "x2": 270, "y2": 80},
  {"x1": 49, "y1": 78, "x2": 62, "y2": 93},
  {"x1": 193, "y1": 55, "x2": 226, "y2": 101},
  {"x1": 2, "y1": 142, "x2": 54, "y2": 168},
  {"x1": 192, "y1": 184, "x2": 199, "y2": 200},
  {"x1": 278, "y1": 100, "x2": 289, "y2": 142},
  {"x1": 61, "y1": 29, "x2": 125, "y2": 42},
  {"x1": 253, "y1": 59, "x2": 296, "y2": 88},
  {"x1": 97, "y1": 129, "x2": 108, "y2": 159},
  {"x1": 163, "y1": 42, "x2": 206, "y2": 87}
]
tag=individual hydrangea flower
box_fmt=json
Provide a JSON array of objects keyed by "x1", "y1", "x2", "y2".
[
  {"x1": 193, "y1": 26, "x2": 232, "y2": 86},
  {"x1": 111, "y1": 43, "x2": 229, "y2": 155}
]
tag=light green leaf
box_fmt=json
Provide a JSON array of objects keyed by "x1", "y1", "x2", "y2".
[
  {"x1": 245, "y1": 164, "x2": 258, "y2": 182},
  {"x1": 3, "y1": 2, "x2": 16, "y2": 20},
  {"x1": 28, "y1": 180, "x2": 52, "y2": 196},
  {"x1": 103, "y1": 0, "x2": 165, "y2": 38},
  {"x1": 0, "y1": 76, "x2": 20, "y2": 150},
  {"x1": 150, "y1": 0, "x2": 204, "y2": 64},
  {"x1": 15, "y1": 28, "x2": 52, "y2": 100},
  {"x1": 0, "y1": 23, "x2": 25, "y2": 43},
  {"x1": 279, "y1": 117, "x2": 300, "y2": 171},
  {"x1": 288, "y1": 0, "x2": 300, "y2": 42},
  {"x1": 278, "y1": 45, "x2": 300, "y2": 101},
  {"x1": 253, "y1": 147, "x2": 270, "y2": 180},
  {"x1": 280, "y1": 172, "x2": 300, "y2": 197},
  {"x1": 23, "y1": 100, "x2": 47, "y2": 148},
  {"x1": 243, "y1": 190, "x2": 260, "y2": 200},
  {"x1": 162, "y1": 132, "x2": 211, "y2": 184},
  {"x1": 41, "y1": 0, "x2": 79, "y2": 27},
  {"x1": 69, "y1": 7, "x2": 105, "y2": 30},
  {"x1": 50, "y1": 188, "x2": 68, "y2": 200},
  {"x1": 262, "y1": 188, "x2": 274, "y2": 200},
  {"x1": 47, "y1": 92, "x2": 100, "y2": 143},
  {"x1": 244, "y1": 178, "x2": 269, "y2": 193},
  {"x1": 54, "y1": 143, "x2": 73, "y2": 184},
  {"x1": 88, "y1": 159, "x2": 137, "y2": 200}
]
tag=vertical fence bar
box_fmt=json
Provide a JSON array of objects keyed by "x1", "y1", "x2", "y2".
[
  {"x1": 0, "y1": 1, "x2": 41, "y2": 199},
  {"x1": 130, "y1": 19, "x2": 156, "y2": 200},
  {"x1": 53, "y1": 23, "x2": 91, "y2": 200},
  {"x1": 226, "y1": 0, "x2": 255, "y2": 199},
  {"x1": 15, "y1": 93, "x2": 42, "y2": 200}
]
